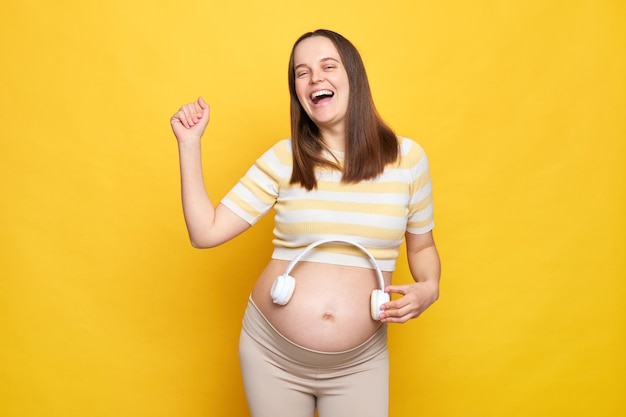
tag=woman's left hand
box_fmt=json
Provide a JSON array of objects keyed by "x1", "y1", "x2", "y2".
[
  {"x1": 378, "y1": 280, "x2": 439, "y2": 323},
  {"x1": 379, "y1": 231, "x2": 441, "y2": 323}
]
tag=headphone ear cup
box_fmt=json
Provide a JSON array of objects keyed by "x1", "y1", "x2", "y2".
[
  {"x1": 370, "y1": 289, "x2": 390, "y2": 321},
  {"x1": 271, "y1": 274, "x2": 296, "y2": 305}
]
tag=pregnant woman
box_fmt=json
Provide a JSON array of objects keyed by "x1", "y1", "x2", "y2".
[{"x1": 170, "y1": 29, "x2": 441, "y2": 417}]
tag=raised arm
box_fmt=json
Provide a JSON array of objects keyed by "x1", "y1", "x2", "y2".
[
  {"x1": 170, "y1": 97, "x2": 250, "y2": 248},
  {"x1": 379, "y1": 231, "x2": 441, "y2": 323}
]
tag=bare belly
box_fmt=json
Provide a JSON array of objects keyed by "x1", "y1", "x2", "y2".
[{"x1": 250, "y1": 259, "x2": 393, "y2": 352}]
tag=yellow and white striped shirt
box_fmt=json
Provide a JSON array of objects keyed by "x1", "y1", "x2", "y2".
[{"x1": 221, "y1": 137, "x2": 434, "y2": 271}]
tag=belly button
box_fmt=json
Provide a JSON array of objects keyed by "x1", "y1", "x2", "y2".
[{"x1": 322, "y1": 312, "x2": 335, "y2": 321}]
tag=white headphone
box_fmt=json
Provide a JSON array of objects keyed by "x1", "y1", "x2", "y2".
[{"x1": 270, "y1": 239, "x2": 390, "y2": 321}]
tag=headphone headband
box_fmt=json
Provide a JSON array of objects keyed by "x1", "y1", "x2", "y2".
[{"x1": 282, "y1": 239, "x2": 386, "y2": 291}]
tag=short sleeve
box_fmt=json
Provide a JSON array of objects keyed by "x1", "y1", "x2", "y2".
[
  {"x1": 405, "y1": 140, "x2": 435, "y2": 234},
  {"x1": 220, "y1": 140, "x2": 291, "y2": 225}
]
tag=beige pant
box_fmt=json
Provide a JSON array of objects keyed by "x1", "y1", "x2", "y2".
[{"x1": 239, "y1": 298, "x2": 389, "y2": 417}]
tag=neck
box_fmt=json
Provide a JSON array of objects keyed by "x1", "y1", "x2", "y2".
[{"x1": 319, "y1": 126, "x2": 346, "y2": 152}]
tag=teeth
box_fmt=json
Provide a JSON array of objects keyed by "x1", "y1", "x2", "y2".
[{"x1": 311, "y1": 90, "x2": 333, "y2": 99}]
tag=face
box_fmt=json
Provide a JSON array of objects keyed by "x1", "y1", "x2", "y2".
[{"x1": 293, "y1": 36, "x2": 350, "y2": 133}]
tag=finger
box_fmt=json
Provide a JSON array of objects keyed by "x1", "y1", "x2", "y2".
[
  {"x1": 384, "y1": 285, "x2": 408, "y2": 296},
  {"x1": 188, "y1": 103, "x2": 200, "y2": 124},
  {"x1": 380, "y1": 309, "x2": 411, "y2": 324},
  {"x1": 181, "y1": 104, "x2": 198, "y2": 127},
  {"x1": 173, "y1": 110, "x2": 191, "y2": 129},
  {"x1": 381, "y1": 305, "x2": 417, "y2": 323},
  {"x1": 192, "y1": 101, "x2": 205, "y2": 121},
  {"x1": 382, "y1": 299, "x2": 401, "y2": 312},
  {"x1": 382, "y1": 297, "x2": 409, "y2": 314},
  {"x1": 198, "y1": 98, "x2": 210, "y2": 123}
]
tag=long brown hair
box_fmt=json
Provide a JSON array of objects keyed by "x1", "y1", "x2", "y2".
[{"x1": 288, "y1": 29, "x2": 399, "y2": 190}]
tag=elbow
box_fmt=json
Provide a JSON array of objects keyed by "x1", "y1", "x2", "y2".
[
  {"x1": 188, "y1": 234, "x2": 219, "y2": 249},
  {"x1": 189, "y1": 240, "x2": 220, "y2": 249},
  {"x1": 190, "y1": 240, "x2": 210, "y2": 249}
]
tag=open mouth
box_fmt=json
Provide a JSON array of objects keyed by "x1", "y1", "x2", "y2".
[{"x1": 311, "y1": 89, "x2": 334, "y2": 104}]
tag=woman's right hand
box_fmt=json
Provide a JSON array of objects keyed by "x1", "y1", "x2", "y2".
[{"x1": 170, "y1": 97, "x2": 210, "y2": 143}]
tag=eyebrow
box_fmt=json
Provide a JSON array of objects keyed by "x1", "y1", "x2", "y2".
[{"x1": 295, "y1": 57, "x2": 341, "y2": 69}]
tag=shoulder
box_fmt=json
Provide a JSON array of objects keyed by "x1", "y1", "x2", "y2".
[
  {"x1": 397, "y1": 136, "x2": 428, "y2": 166},
  {"x1": 254, "y1": 139, "x2": 293, "y2": 178},
  {"x1": 262, "y1": 138, "x2": 292, "y2": 160},
  {"x1": 257, "y1": 138, "x2": 292, "y2": 161}
]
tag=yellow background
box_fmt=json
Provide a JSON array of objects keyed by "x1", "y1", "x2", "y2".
[{"x1": 1, "y1": 1, "x2": 624, "y2": 416}]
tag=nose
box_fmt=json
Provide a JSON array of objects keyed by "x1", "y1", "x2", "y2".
[{"x1": 310, "y1": 68, "x2": 324, "y2": 84}]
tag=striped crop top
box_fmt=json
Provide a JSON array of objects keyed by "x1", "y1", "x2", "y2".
[{"x1": 220, "y1": 137, "x2": 434, "y2": 271}]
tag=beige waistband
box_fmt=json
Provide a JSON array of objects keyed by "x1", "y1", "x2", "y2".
[{"x1": 242, "y1": 296, "x2": 387, "y2": 368}]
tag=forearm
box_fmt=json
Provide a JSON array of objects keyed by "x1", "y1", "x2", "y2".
[
  {"x1": 406, "y1": 231, "x2": 441, "y2": 300},
  {"x1": 407, "y1": 244, "x2": 441, "y2": 298},
  {"x1": 178, "y1": 140, "x2": 217, "y2": 247}
]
